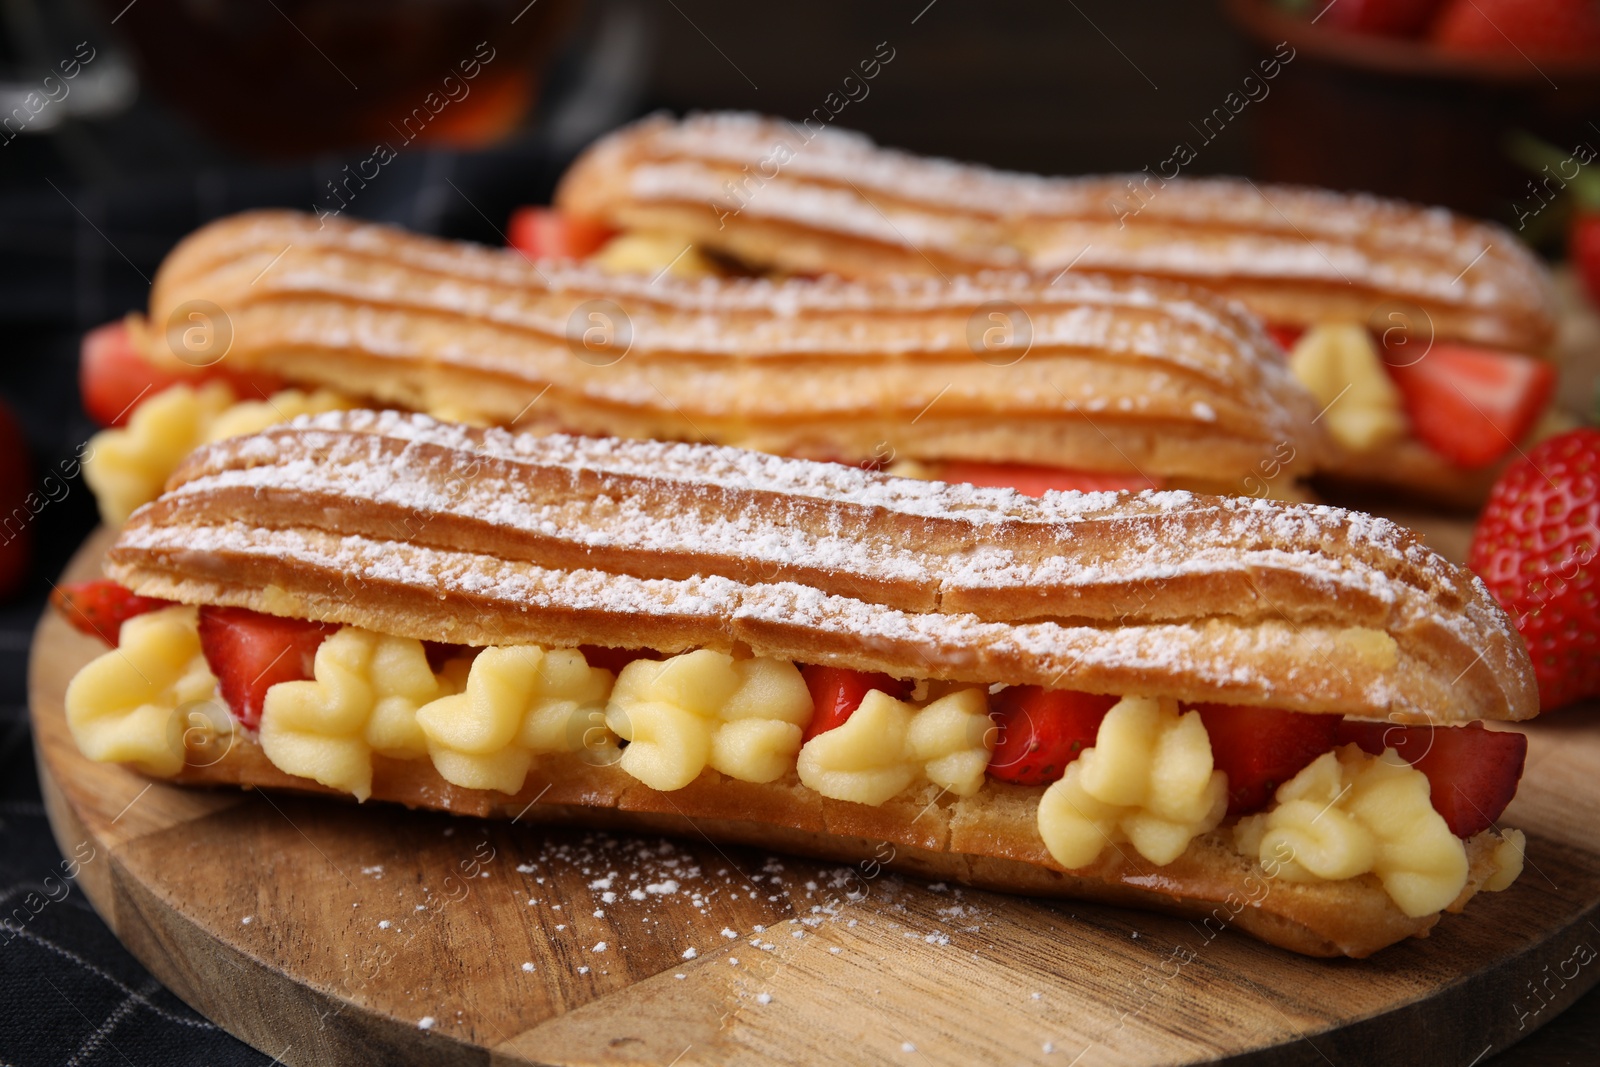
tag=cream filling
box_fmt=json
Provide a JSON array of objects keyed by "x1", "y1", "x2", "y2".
[
  {"x1": 84, "y1": 382, "x2": 354, "y2": 524},
  {"x1": 1036, "y1": 696, "x2": 1227, "y2": 868},
  {"x1": 1286, "y1": 323, "x2": 1408, "y2": 454},
  {"x1": 1235, "y1": 745, "x2": 1471, "y2": 918},
  {"x1": 590, "y1": 231, "x2": 722, "y2": 278},
  {"x1": 605, "y1": 649, "x2": 811, "y2": 791},
  {"x1": 63, "y1": 610, "x2": 1523, "y2": 913}
]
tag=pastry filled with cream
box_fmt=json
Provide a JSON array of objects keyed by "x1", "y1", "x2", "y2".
[
  {"x1": 57, "y1": 411, "x2": 1536, "y2": 958},
  {"x1": 554, "y1": 111, "x2": 1561, "y2": 507},
  {"x1": 76, "y1": 205, "x2": 1325, "y2": 531}
]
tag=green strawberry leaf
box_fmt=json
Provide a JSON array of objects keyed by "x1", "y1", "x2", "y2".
[{"x1": 1507, "y1": 132, "x2": 1600, "y2": 212}]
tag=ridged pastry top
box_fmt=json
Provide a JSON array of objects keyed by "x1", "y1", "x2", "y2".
[
  {"x1": 109, "y1": 410, "x2": 1536, "y2": 724},
  {"x1": 141, "y1": 210, "x2": 1320, "y2": 483},
  {"x1": 557, "y1": 112, "x2": 1556, "y2": 353}
]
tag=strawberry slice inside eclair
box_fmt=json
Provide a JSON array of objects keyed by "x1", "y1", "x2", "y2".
[{"x1": 53, "y1": 582, "x2": 1525, "y2": 839}]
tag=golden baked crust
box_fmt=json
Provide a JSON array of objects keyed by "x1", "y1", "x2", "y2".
[
  {"x1": 140, "y1": 209, "x2": 1321, "y2": 487},
  {"x1": 557, "y1": 112, "x2": 1556, "y2": 356},
  {"x1": 169, "y1": 727, "x2": 1512, "y2": 958},
  {"x1": 108, "y1": 410, "x2": 1535, "y2": 723}
]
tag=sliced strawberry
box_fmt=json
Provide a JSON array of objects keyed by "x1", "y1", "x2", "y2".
[
  {"x1": 934, "y1": 461, "x2": 1164, "y2": 498},
  {"x1": 986, "y1": 686, "x2": 1119, "y2": 786},
  {"x1": 1337, "y1": 720, "x2": 1527, "y2": 838},
  {"x1": 1193, "y1": 703, "x2": 1341, "y2": 816},
  {"x1": 506, "y1": 207, "x2": 617, "y2": 260},
  {"x1": 1383, "y1": 342, "x2": 1556, "y2": 468},
  {"x1": 81, "y1": 320, "x2": 188, "y2": 428},
  {"x1": 1265, "y1": 323, "x2": 1305, "y2": 353},
  {"x1": 197, "y1": 606, "x2": 338, "y2": 729},
  {"x1": 80, "y1": 320, "x2": 283, "y2": 428},
  {"x1": 800, "y1": 665, "x2": 912, "y2": 743},
  {"x1": 422, "y1": 640, "x2": 482, "y2": 673},
  {"x1": 49, "y1": 579, "x2": 172, "y2": 646},
  {"x1": 577, "y1": 645, "x2": 662, "y2": 675}
]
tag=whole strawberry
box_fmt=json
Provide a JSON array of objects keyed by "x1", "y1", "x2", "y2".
[{"x1": 1469, "y1": 428, "x2": 1600, "y2": 710}]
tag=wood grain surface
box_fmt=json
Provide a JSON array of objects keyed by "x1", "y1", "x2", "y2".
[{"x1": 28, "y1": 527, "x2": 1600, "y2": 1066}]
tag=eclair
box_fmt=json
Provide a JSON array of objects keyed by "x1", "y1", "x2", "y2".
[
  {"x1": 59, "y1": 410, "x2": 1535, "y2": 957},
  {"x1": 555, "y1": 111, "x2": 1562, "y2": 506},
  {"x1": 82, "y1": 208, "x2": 1321, "y2": 523}
]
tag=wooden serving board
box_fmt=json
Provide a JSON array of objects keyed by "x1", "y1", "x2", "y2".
[{"x1": 29, "y1": 529, "x2": 1600, "y2": 1067}]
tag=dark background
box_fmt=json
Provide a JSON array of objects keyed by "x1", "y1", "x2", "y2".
[{"x1": 1, "y1": 1, "x2": 1596, "y2": 1063}]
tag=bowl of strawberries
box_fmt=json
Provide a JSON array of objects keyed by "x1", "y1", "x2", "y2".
[
  {"x1": 1229, "y1": 0, "x2": 1600, "y2": 82},
  {"x1": 1225, "y1": 0, "x2": 1600, "y2": 220}
]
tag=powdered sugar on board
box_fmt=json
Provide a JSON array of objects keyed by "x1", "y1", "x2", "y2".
[{"x1": 500, "y1": 832, "x2": 1004, "y2": 974}]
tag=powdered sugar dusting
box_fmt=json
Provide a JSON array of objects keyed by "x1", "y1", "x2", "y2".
[
  {"x1": 160, "y1": 411, "x2": 1465, "y2": 619},
  {"x1": 170, "y1": 209, "x2": 1315, "y2": 469},
  {"x1": 589, "y1": 111, "x2": 1550, "y2": 318},
  {"x1": 119, "y1": 413, "x2": 1533, "y2": 720}
]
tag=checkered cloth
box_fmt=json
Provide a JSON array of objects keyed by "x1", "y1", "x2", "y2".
[
  {"x1": 0, "y1": 601, "x2": 271, "y2": 1066},
  {"x1": 0, "y1": 135, "x2": 577, "y2": 1067},
  {"x1": 0, "y1": 64, "x2": 616, "y2": 1050}
]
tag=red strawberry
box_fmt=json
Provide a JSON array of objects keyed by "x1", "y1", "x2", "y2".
[
  {"x1": 935, "y1": 461, "x2": 1163, "y2": 497},
  {"x1": 1430, "y1": 0, "x2": 1600, "y2": 59},
  {"x1": 576, "y1": 645, "x2": 661, "y2": 675},
  {"x1": 1322, "y1": 0, "x2": 1445, "y2": 36},
  {"x1": 1193, "y1": 704, "x2": 1342, "y2": 816},
  {"x1": 1573, "y1": 214, "x2": 1600, "y2": 308},
  {"x1": 197, "y1": 606, "x2": 338, "y2": 729},
  {"x1": 0, "y1": 399, "x2": 31, "y2": 599},
  {"x1": 1469, "y1": 428, "x2": 1600, "y2": 710},
  {"x1": 79, "y1": 319, "x2": 283, "y2": 428},
  {"x1": 422, "y1": 640, "x2": 484, "y2": 673},
  {"x1": 1337, "y1": 720, "x2": 1527, "y2": 837},
  {"x1": 800, "y1": 665, "x2": 913, "y2": 743},
  {"x1": 986, "y1": 686, "x2": 1118, "y2": 786},
  {"x1": 506, "y1": 207, "x2": 616, "y2": 261},
  {"x1": 1384, "y1": 343, "x2": 1556, "y2": 468},
  {"x1": 49, "y1": 579, "x2": 171, "y2": 645},
  {"x1": 1265, "y1": 322, "x2": 1305, "y2": 353},
  {"x1": 80, "y1": 320, "x2": 193, "y2": 428}
]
